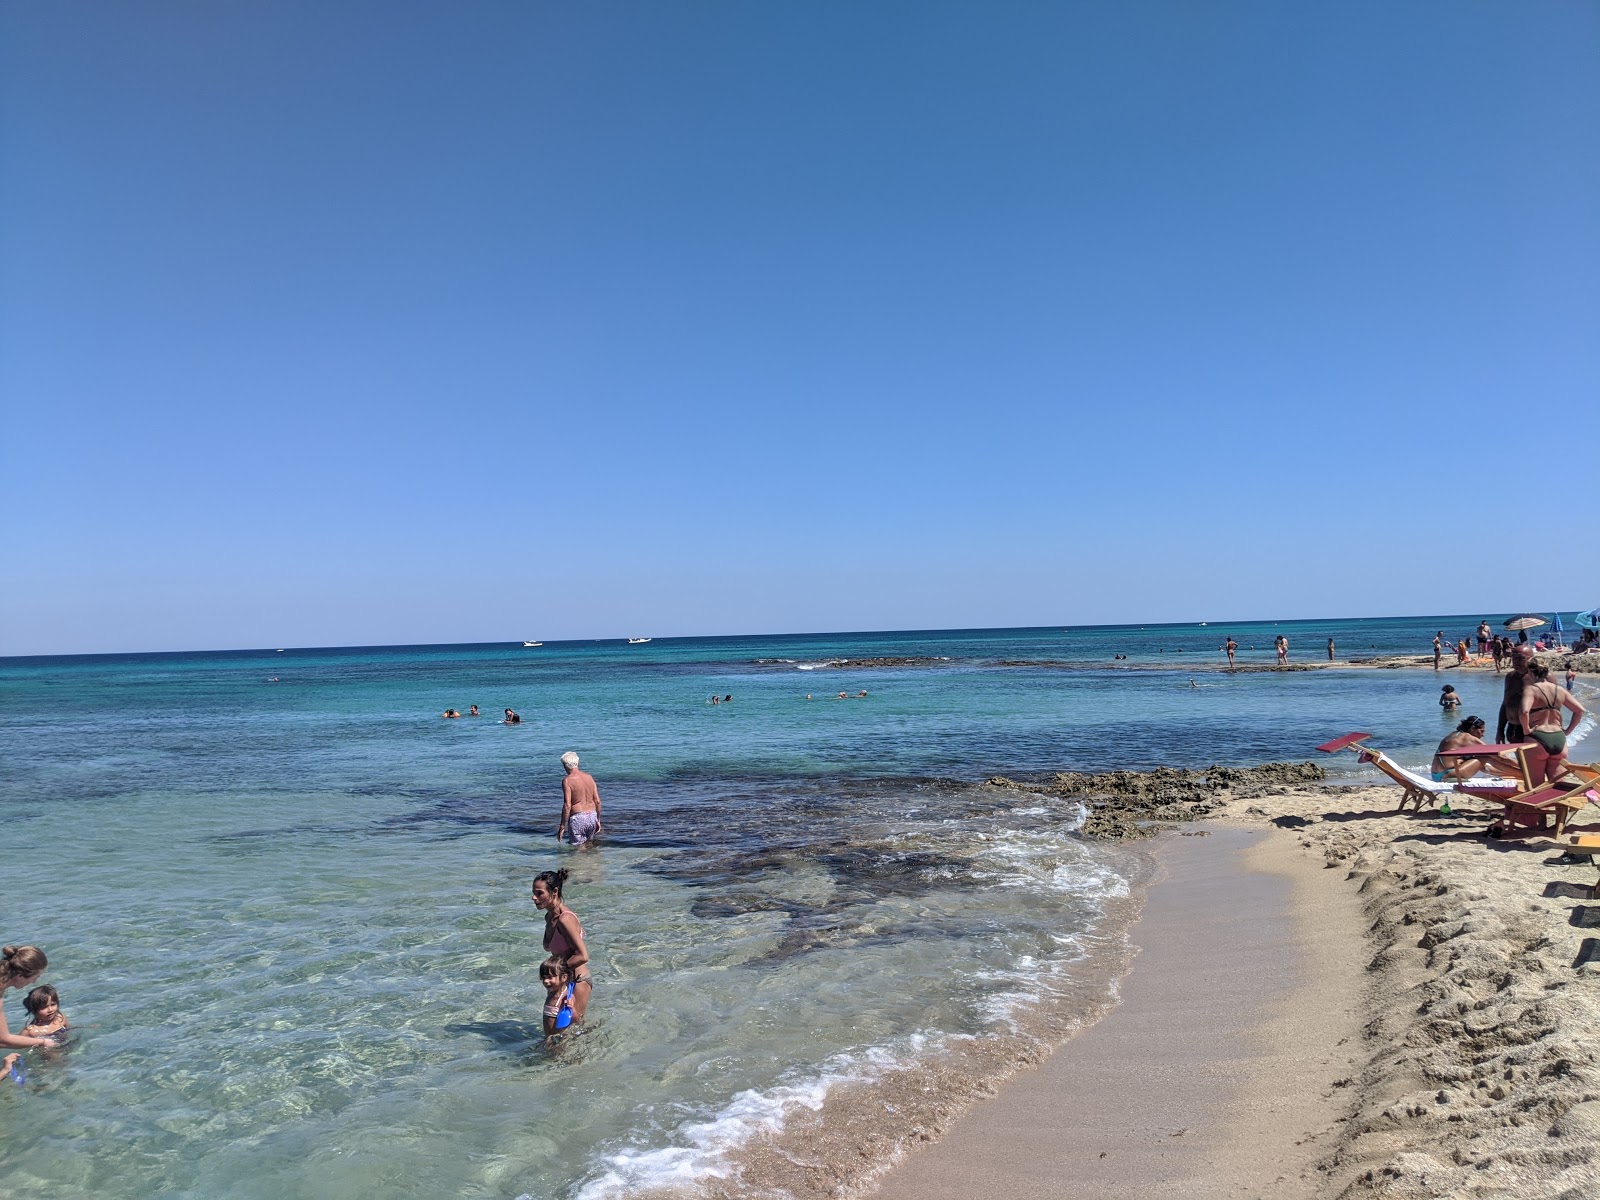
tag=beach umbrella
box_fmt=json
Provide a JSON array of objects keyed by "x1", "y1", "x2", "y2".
[
  {"x1": 1504, "y1": 614, "x2": 1547, "y2": 631},
  {"x1": 1579, "y1": 608, "x2": 1600, "y2": 632}
]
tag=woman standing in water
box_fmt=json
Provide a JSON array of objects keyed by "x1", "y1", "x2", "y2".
[
  {"x1": 532, "y1": 870, "x2": 592, "y2": 1022},
  {"x1": 0, "y1": 945, "x2": 54, "y2": 1050}
]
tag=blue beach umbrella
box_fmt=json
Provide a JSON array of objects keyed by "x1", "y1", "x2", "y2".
[
  {"x1": 1578, "y1": 608, "x2": 1600, "y2": 632},
  {"x1": 1553, "y1": 612, "x2": 1564, "y2": 645}
]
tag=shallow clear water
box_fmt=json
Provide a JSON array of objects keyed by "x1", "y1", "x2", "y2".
[{"x1": 1, "y1": 616, "x2": 1590, "y2": 1197}]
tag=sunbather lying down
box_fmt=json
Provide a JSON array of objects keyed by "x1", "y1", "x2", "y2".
[{"x1": 1432, "y1": 717, "x2": 1523, "y2": 782}]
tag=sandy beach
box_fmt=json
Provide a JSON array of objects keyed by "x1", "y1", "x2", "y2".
[{"x1": 867, "y1": 782, "x2": 1600, "y2": 1199}]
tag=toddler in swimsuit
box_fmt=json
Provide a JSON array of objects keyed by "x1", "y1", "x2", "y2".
[
  {"x1": 540, "y1": 958, "x2": 576, "y2": 1034},
  {"x1": 21, "y1": 985, "x2": 69, "y2": 1043}
]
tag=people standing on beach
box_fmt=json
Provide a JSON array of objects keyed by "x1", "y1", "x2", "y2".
[
  {"x1": 0, "y1": 946, "x2": 55, "y2": 1051},
  {"x1": 1433, "y1": 632, "x2": 1444, "y2": 670},
  {"x1": 1456, "y1": 638, "x2": 1469, "y2": 666},
  {"x1": 1497, "y1": 644, "x2": 1535, "y2": 744},
  {"x1": 556, "y1": 751, "x2": 603, "y2": 846},
  {"x1": 1274, "y1": 635, "x2": 1288, "y2": 666},
  {"x1": 1520, "y1": 663, "x2": 1585, "y2": 785},
  {"x1": 1224, "y1": 637, "x2": 1237, "y2": 668},
  {"x1": 1327, "y1": 637, "x2": 1335, "y2": 661},
  {"x1": 533, "y1": 869, "x2": 592, "y2": 1023},
  {"x1": 1491, "y1": 638, "x2": 1505, "y2": 673},
  {"x1": 504, "y1": 709, "x2": 522, "y2": 724},
  {"x1": 1477, "y1": 622, "x2": 1491, "y2": 656}
]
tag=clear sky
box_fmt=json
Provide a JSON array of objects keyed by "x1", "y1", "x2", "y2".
[{"x1": 2, "y1": 2, "x2": 1596, "y2": 655}]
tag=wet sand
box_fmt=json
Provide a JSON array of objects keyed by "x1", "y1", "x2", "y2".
[{"x1": 869, "y1": 823, "x2": 1366, "y2": 1198}]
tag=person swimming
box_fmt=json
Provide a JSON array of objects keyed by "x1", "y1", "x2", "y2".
[
  {"x1": 540, "y1": 958, "x2": 575, "y2": 1034},
  {"x1": 20, "y1": 985, "x2": 68, "y2": 1043},
  {"x1": 442, "y1": 709, "x2": 461, "y2": 719},
  {"x1": 504, "y1": 709, "x2": 522, "y2": 724}
]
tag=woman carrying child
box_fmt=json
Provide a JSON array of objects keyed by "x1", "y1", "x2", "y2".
[
  {"x1": 532, "y1": 869, "x2": 592, "y2": 1023},
  {"x1": 1, "y1": 945, "x2": 55, "y2": 1051}
]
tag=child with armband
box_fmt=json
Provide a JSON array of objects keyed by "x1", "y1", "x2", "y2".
[{"x1": 540, "y1": 958, "x2": 576, "y2": 1035}]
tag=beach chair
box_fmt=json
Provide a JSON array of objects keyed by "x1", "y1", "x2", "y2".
[
  {"x1": 1314, "y1": 733, "x2": 1519, "y2": 813},
  {"x1": 1488, "y1": 775, "x2": 1600, "y2": 839},
  {"x1": 1559, "y1": 829, "x2": 1600, "y2": 898}
]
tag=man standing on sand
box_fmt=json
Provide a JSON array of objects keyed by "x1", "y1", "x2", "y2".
[
  {"x1": 1434, "y1": 632, "x2": 1444, "y2": 670},
  {"x1": 1224, "y1": 637, "x2": 1237, "y2": 668},
  {"x1": 557, "y1": 751, "x2": 603, "y2": 847},
  {"x1": 1477, "y1": 621, "x2": 1491, "y2": 657},
  {"x1": 1497, "y1": 644, "x2": 1535, "y2": 745}
]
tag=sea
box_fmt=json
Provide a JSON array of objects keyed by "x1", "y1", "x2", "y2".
[{"x1": 2, "y1": 615, "x2": 1593, "y2": 1198}]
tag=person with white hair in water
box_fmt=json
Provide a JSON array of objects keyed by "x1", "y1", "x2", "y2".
[{"x1": 556, "y1": 751, "x2": 603, "y2": 847}]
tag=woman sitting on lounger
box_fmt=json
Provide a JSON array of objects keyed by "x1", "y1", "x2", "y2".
[
  {"x1": 1520, "y1": 664, "x2": 1586, "y2": 785},
  {"x1": 1432, "y1": 717, "x2": 1520, "y2": 782}
]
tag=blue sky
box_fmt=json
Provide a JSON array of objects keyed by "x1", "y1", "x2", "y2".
[{"x1": 2, "y1": 2, "x2": 1596, "y2": 655}]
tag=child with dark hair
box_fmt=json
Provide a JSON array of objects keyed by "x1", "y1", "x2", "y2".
[
  {"x1": 21, "y1": 985, "x2": 68, "y2": 1042},
  {"x1": 540, "y1": 958, "x2": 576, "y2": 1034}
]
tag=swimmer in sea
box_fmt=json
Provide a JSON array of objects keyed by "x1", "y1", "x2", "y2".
[
  {"x1": 857, "y1": 690, "x2": 868, "y2": 698},
  {"x1": 540, "y1": 958, "x2": 576, "y2": 1035},
  {"x1": 20, "y1": 986, "x2": 67, "y2": 1043},
  {"x1": 504, "y1": 709, "x2": 521, "y2": 724},
  {"x1": 837, "y1": 692, "x2": 847, "y2": 700},
  {"x1": 1440, "y1": 685, "x2": 1461, "y2": 709},
  {"x1": 468, "y1": 705, "x2": 479, "y2": 717},
  {"x1": 443, "y1": 709, "x2": 461, "y2": 719}
]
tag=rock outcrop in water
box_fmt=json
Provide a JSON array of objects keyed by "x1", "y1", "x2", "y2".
[{"x1": 987, "y1": 761, "x2": 1328, "y2": 840}]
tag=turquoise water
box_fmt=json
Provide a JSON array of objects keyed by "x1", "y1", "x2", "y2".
[{"x1": 1, "y1": 616, "x2": 1589, "y2": 1197}]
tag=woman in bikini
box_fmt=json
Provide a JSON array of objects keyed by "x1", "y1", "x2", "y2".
[
  {"x1": 1519, "y1": 663, "x2": 1586, "y2": 785},
  {"x1": 532, "y1": 868, "x2": 592, "y2": 1023}
]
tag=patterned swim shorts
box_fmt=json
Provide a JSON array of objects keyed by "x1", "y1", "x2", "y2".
[{"x1": 567, "y1": 811, "x2": 600, "y2": 845}]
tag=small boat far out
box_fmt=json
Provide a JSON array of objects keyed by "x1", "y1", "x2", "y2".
[{"x1": 627, "y1": 637, "x2": 652, "y2": 644}]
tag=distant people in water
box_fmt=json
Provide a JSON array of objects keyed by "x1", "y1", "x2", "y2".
[
  {"x1": 540, "y1": 958, "x2": 576, "y2": 1034},
  {"x1": 20, "y1": 986, "x2": 67, "y2": 1043},
  {"x1": 443, "y1": 709, "x2": 461, "y2": 719},
  {"x1": 805, "y1": 694, "x2": 813, "y2": 700},
  {"x1": 1440, "y1": 685, "x2": 1461, "y2": 709},
  {"x1": 1189, "y1": 678, "x2": 1198, "y2": 688},
  {"x1": 504, "y1": 709, "x2": 522, "y2": 724},
  {"x1": 533, "y1": 869, "x2": 591, "y2": 1023},
  {"x1": 857, "y1": 690, "x2": 868, "y2": 698},
  {"x1": 1327, "y1": 638, "x2": 1335, "y2": 661},
  {"x1": 468, "y1": 705, "x2": 479, "y2": 717},
  {"x1": 837, "y1": 692, "x2": 848, "y2": 700},
  {"x1": 724, "y1": 695, "x2": 732, "y2": 703},
  {"x1": 557, "y1": 751, "x2": 603, "y2": 846}
]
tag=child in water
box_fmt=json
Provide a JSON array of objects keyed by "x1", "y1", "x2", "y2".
[
  {"x1": 540, "y1": 958, "x2": 576, "y2": 1035},
  {"x1": 21, "y1": 985, "x2": 68, "y2": 1042}
]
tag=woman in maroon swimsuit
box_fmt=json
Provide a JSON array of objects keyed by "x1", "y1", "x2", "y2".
[{"x1": 533, "y1": 869, "x2": 591, "y2": 1022}]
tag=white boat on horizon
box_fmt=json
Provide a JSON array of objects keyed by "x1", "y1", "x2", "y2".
[
  {"x1": 627, "y1": 637, "x2": 652, "y2": 644},
  {"x1": 521, "y1": 640, "x2": 543, "y2": 647}
]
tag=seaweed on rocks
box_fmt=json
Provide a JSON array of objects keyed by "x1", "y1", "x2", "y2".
[{"x1": 986, "y1": 761, "x2": 1327, "y2": 841}]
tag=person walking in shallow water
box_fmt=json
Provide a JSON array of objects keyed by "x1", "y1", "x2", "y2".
[
  {"x1": 1275, "y1": 635, "x2": 1288, "y2": 666},
  {"x1": 1327, "y1": 637, "x2": 1335, "y2": 661},
  {"x1": 1223, "y1": 637, "x2": 1237, "y2": 668},
  {"x1": 556, "y1": 751, "x2": 603, "y2": 847},
  {"x1": 533, "y1": 869, "x2": 592, "y2": 1023}
]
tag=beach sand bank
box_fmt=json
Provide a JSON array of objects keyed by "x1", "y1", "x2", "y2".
[{"x1": 868, "y1": 786, "x2": 1600, "y2": 1199}]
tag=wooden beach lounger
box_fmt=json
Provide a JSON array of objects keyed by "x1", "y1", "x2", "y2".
[
  {"x1": 1559, "y1": 831, "x2": 1600, "y2": 898},
  {"x1": 1315, "y1": 733, "x2": 1519, "y2": 813}
]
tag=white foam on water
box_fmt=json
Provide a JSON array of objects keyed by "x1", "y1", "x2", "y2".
[{"x1": 571, "y1": 1039, "x2": 927, "y2": 1200}]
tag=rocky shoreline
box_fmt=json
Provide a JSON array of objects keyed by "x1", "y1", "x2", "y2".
[{"x1": 988, "y1": 761, "x2": 1329, "y2": 839}]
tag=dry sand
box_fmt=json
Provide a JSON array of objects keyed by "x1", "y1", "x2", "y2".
[{"x1": 868, "y1": 786, "x2": 1600, "y2": 1200}]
